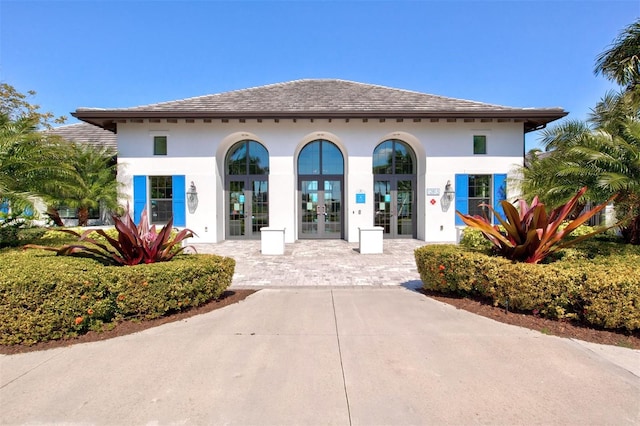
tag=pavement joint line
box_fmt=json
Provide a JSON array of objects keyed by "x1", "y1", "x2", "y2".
[
  {"x1": 331, "y1": 289, "x2": 352, "y2": 426},
  {"x1": 0, "y1": 351, "x2": 64, "y2": 389}
]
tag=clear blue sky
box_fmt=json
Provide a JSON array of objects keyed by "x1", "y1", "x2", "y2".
[{"x1": 1, "y1": 0, "x2": 638, "y2": 150}]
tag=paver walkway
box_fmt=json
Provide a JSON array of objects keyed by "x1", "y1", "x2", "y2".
[{"x1": 191, "y1": 239, "x2": 426, "y2": 287}]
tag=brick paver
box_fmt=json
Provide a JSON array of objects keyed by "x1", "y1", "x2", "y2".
[{"x1": 190, "y1": 239, "x2": 426, "y2": 288}]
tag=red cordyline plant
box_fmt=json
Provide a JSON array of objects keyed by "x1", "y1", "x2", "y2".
[
  {"x1": 26, "y1": 206, "x2": 196, "y2": 265},
  {"x1": 457, "y1": 187, "x2": 616, "y2": 264}
]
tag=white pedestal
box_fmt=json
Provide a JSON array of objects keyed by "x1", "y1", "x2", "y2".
[
  {"x1": 260, "y1": 227, "x2": 285, "y2": 255},
  {"x1": 358, "y1": 226, "x2": 383, "y2": 254}
]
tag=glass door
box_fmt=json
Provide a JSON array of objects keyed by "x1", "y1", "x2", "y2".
[
  {"x1": 396, "y1": 179, "x2": 414, "y2": 237},
  {"x1": 299, "y1": 179, "x2": 342, "y2": 238},
  {"x1": 228, "y1": 179, "x2": 268, "y2": 239},
  {"x1": 374, "y1": 178, "x2": 415, "y2": 238}
]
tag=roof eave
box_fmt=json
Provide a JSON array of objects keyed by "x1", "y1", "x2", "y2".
[{"x1": 72, "y1": 109, "x2": 568, "y2": 133}]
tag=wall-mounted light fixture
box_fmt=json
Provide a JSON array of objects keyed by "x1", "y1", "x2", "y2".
[
  {"x1": 440, "y1": 180, "x2": 455, "y2": 212},
  {"x1": 444, "y1": 180, "x2": 455, "y2": 201},
  {"x1": 187, "y1": 181, "x2": 198, "y2": 214}
]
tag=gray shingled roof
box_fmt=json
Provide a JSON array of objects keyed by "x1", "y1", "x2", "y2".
[
  {"x1": 47, "y1": 123, "x2": 117, "y2": 150},
  {"x1": 73, "y1": 79, "x2": 567, "y2": 132}
]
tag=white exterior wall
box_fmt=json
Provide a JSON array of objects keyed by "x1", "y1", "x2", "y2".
[{"x1": 116, "y1": 119, "x2": 525, "y2": 244}]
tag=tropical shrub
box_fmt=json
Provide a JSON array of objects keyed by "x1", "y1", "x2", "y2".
[
  {"x1": 414, "y1": 244, "x2": 640, "y2": 331},
  {"x1": 0, "y1": 248, "x2": 235, "y2": 346},
  {"x1": 460, "y1": 224, "x2": 600, "y2": 252},
  {"x1": 25, "y1": 206, "x2": 195, "y2": 265},
  {"x1": 456, "y1": 187, "x2": 615, "y2": 263}
]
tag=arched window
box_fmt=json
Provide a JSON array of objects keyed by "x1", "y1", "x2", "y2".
[
  {"x1": 225, "y1": 140, "x2": 269, "y2": 239},
  {"x1": 298, "y1": 139, "x2": 344, "y2": 175},
  {"x1": 372, "y1": 139, "x2": 414, "y2": 175},
  {"x1": 227, "y1": 140, "x2": 269, "y2": 175}
]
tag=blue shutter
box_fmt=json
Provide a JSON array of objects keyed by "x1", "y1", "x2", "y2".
[
  {"x1": 133, "y1": 175, "x2": 147, "y2": 225},
  {"x1": 172, "y1": 175, "x2": 186, "y2": 227},
  {"x1": 455, "y1": 174, "x2": 469, "y2": 225},
  {"x1": 493, "y1": 174, "x2": 507, "y2": 224},
  {"x1": 1, "y1": 199, "x2": 9, "y2": 215}
]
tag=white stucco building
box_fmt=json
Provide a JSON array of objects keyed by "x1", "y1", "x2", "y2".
[{"x1": 73, "y1": 79, "x2": 566, "y2": 244}]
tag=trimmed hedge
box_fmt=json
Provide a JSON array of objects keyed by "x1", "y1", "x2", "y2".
[
  {"x1": 0, "y1": 249, "x2": 235, "y2": 346},
  {"x1": 415, "y1": 244, "x2": 640, "y2": 331},
  {"x1": 0, "y1": 225, "x2": 48, "y2": 248}
]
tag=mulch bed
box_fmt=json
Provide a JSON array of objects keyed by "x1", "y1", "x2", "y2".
[
  {"x1": 420, "y1": 289, "x2": 640, "y2": 350},
  {"x1": 2, "y1": 288, "x2": 638, "y2": 355}
]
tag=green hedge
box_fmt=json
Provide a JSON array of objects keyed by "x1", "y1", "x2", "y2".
[
  {"x1": 0, "y1": 249, "x2": 235, "y2": 346},
  {"x1": 415, "y1": 244, "x2": 640, "y2": 331}
]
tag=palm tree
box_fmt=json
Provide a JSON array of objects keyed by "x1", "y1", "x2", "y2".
[
  {"x1": 1, "y1": 83, "x2": 78, "y2": 219},
  {"x1": 521, "y1": 105, "x2": 640, "y2": 243},
  {"x1": 50, "y1": 143, "x2": 121, "y2": 226},
  {"x1": 594, "y1": 19, "x2": 640, "y2": 103},
  {"x1": 567, "y1": 118, "x2": 640, "y2": 243},
  {"x1": 521, "y1": 121, "x2": 604, "y2": 213},
  {"x1": 519, "y1": 19, "x2": 640, "y2": 243},
  {"x1": 0, "y1": 112, "x2": 78, "y2": 215}
]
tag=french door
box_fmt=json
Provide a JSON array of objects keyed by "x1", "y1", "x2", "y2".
[
  {"x1": 227, "y1": 179, "x2": 268, "y2": 239},
  {"x1": 299, "y1": 178, "x2": 342, "y2": 239},
  {"x1": 374, "y1": 178, "x2": 415, "y2": 238}
]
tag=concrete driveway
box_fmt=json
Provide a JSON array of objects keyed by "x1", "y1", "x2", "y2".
[{"x1": 2, "y1": 287, "x2": 639, "y2": 425}]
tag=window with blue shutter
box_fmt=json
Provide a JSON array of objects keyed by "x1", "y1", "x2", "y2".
[
  {"x1": 493, "y1": 174, "x2": 507, "y2": 223},
  {"x1": 133, "y1": 175, "x2": 147, "y2": 225},
  {"x1": 454, "y1": 174, "x2": 469, "y2": 225},
  {"x1": 0, "y1": 199, "x2": 9, "y2": 215},
  {"x1": 172, "y1": 175, "x2": 186, "y2": 227}
]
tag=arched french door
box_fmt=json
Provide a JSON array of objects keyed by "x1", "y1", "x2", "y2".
[
  {"x1": 225, "y1": 140, "x2": 269, "y2": 239},
  {"x1": 297, "y1": 140, "x2": 344, "y2": 239},
  {"x1": 373, "y1": 139, "x2": 416, "y2": 238}
]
